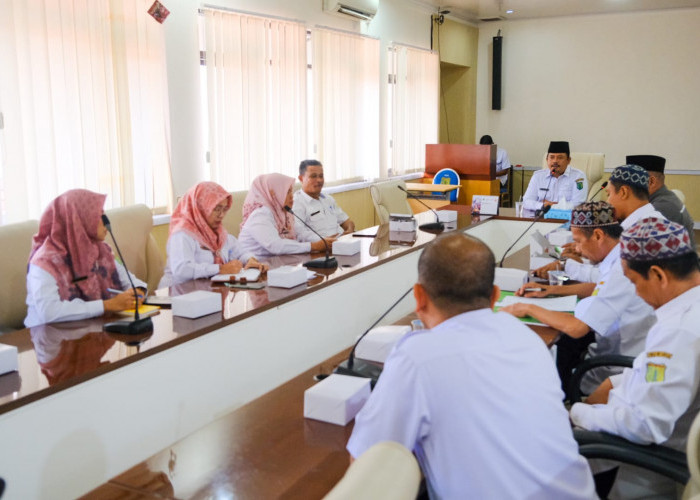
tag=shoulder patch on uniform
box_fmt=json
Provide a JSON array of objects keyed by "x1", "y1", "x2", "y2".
[
  {"x1": 646, "y1": 362, "x2": 666, "y2": 382},
  {"x1": 576, "y1": 178, "x2": 584, "y2": 190},
  {"x1": 647, "y1": 351, "x2": 673, "y2": 359}
]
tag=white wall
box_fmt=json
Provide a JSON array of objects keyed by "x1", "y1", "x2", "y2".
[
  {"x1": 475, "y1": 8, "x2": 700, "y2": 170},
  {"x1": 163, "y1": 0, "x2": 432, "y2": 198}
]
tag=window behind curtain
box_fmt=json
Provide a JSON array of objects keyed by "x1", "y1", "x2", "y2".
[
  {"x1": 311, "y1": 28, "x2": 380, "y2": 183},
  {"x1": 388, "y1": 44, "x2": 439, "y2": 177},
  {"x1": 202, "y1": 9, "x2": 307, "y2": 190},
  {"x1": 0, "y1": 0, "x2": 173, "y2": 225}
]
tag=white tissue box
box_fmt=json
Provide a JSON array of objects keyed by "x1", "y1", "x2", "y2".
[
  {"x1": 548, "y1": 230, "x2": 573, "y2": 246},
  {"x1": 0, "y1": 344, "x2": 18, "y2": 376},
  {"x1": 355, "y1": 325, "x2": 412, "y2": 363},
  {"x1": 171, "y1": 290, "x2": 222, "y2": 318},
  {"x1": 332, "y1": 239, "x2": 361, "y2": 256},
  {"x1": 267, "y1": 265, "x2": 308, "y2": 288},
  {"x1": 389, "y1": 214, "x2": 417, "y2": 232},
  {"x1": 437, "y1": 210, "x2": 458, "y2": 222},
  {"x1": 304, "y1": 374, "x2": 372, "y2": 426},
  {"x1": 494, "y1": 268, "x2": 529, "y2": 292}
]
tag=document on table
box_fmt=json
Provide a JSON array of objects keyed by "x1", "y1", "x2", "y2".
[{"x1": 496, "y1": 294, "x2": 577, "y2": 312}]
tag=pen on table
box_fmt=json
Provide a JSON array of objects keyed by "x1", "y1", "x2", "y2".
[
  {"x1": 108, "y1": 287, "x2": 144, "y2": 298},
  {"x1": 523, "y1": 287, "x2": 545, "y2": 293}
]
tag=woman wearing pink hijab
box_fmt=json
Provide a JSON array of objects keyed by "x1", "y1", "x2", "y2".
[
  {"x1": 160, "y1": 182, "x2": 265, "y2": 287},
  {"x1": 25, "y1": 189, "x2": 146, "y2": 328},
  {"x1": 238, "y1": 173, "x2": 334, "y2": 256}
]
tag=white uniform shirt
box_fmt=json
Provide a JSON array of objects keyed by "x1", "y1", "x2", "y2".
[
  {"x1": 496, "y1": 147, "x2": 512, "y2": 185},
  {"x1": 292, "y1": 190, "x2": 349, "y2": 239},
  {"x1": 25, "y1": 262, "x2": 146, "y2": 328},
  {"x1": 237, "y1": 206, "x2": 312, "y2": 257},
  {"x1": 574, "y1": 245, "x2": 656, "y2": 392},
  {"x1": 522, "y1": 166, "x2": 588, "y2": 211},
  {"x1": 159, "y1": 231, "x2": 255, "y2": 288},
  {"x1": 347, "y1": 309, "x2": 596, "y2": 500},
  {"x1": 571, "y1": 285, "x2": 700, "y2": 449}
]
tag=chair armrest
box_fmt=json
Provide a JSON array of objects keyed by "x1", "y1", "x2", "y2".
[
  {"x1": 568, "y1": 354, "x2": 634, "y2": 404},
  {"x1": 574, "y1": 429, "x2": 689, "y2": 484}
]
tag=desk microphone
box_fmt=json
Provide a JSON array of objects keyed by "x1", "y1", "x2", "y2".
[
  {"x1": 334, "y1": 286, "x2": 413, "y2": 387},
  {"x1": 284, "y1": 206, "x2": 338, "y2": 269},
  {"x1": 101, "y1": 214, "x2": 153, "y2": 335},
  {"x1": 499, "y1": 205, "x2": 551, "y2": 268},
  {"x1": 397, "y1": 185, "x2": 444, "y2": 231},
  {"x1": 588, "y1": 181, "x2": 608, "y2": 202}
]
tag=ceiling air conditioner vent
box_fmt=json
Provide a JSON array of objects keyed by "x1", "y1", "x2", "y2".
[{"x1": 323, "y1": 0, "x2": 378, "y2": 21}]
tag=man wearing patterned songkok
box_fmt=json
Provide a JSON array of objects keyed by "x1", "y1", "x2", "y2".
[
  {"x1": 502, "y1": 202, "x2": 655, "y2": 394},
  {"x1": 571, "y1": 217, "x2": 700, "y2": 499},
  {"x1": 627, "y1": 154, "x2": 696, "y2": 250}
]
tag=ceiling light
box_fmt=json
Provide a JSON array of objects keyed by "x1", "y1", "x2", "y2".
[{"x1": 506, "y1": 9, "x2": 514, "y2": 14}]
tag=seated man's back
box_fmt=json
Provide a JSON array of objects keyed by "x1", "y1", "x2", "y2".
[{"x1": 347, "y1": 233, "x2": 595, "y2": 499}]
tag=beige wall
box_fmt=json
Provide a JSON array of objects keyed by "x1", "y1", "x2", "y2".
[
  {"x1": 434, "y1": 19, "x2": 479, "y2": 144},
  {"x1": 475, "y1": 8, "x2": 700, "y2": 171}
]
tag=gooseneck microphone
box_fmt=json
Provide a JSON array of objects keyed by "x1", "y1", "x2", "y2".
[
  {"x1": 284, "y1": 205, "x2": 338, "y2": 269},
  {"x1": 397, "y1": 185, "x2": 444, "y2": 232},
  {"x1": 102, "y1": 214, "x2": 153, "y2": 335},
  {"x1": 334, "y1": 286, "x2": 413, "y2": 386},
  {"x1": 499, "y1": 205, "x2": 551, "y2": 268},
  {"x1": 588, "y1": 181, "x2": 608, "y2": 202}
]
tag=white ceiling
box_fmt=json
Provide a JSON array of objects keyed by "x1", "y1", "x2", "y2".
[{"x1": 415, "y1": 0, "x2": 700, "y2": 23}]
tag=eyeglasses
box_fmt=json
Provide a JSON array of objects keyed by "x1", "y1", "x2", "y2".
[{"x1": 212, "y1": 205, "x2": 229, "y2": 216}]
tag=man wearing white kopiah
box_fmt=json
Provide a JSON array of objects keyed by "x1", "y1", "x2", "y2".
[
  {"x1": 292, "y1": 159, "x2": 355, "y2": 239},
  {"x1": 522, "y1": 141, "x2": 588, "y2": 213},
  {"x1": 571, "y1": 217, "x2": 700, "y2": 499},
  {"x1": 347, "y1": 232, "x2": 596, "y2": 499}
]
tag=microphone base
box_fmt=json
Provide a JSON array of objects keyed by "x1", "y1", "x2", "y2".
[
  {"x1": 303, "y1": 257, "x2": 338, "y2": 269},
  {"x1": 103, "y1": 317, "x2": 154, "y2": 335},
  {"x1": 334, "y1": 359, "x2": 383, "y2": 388},
  {"x1": 418, "y1": 222, "x2": 445, "y2": 232}
]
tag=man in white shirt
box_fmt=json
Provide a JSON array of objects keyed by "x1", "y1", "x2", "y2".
[
  {"x1": 479, "y1": 134, "x2": 511, "y2": 186},
  {"x1": 292, "y1": 160, "x2": 355, "y2": 239},
  {"x1": 571, "y1": 217, "x2": 700, "y2": 499},
  {"x1": 522, "y1": 141, "x2": 588, "y2": 213},
  {"x1": 347, "y1": 232, "x2": 596, "y2": 499}
]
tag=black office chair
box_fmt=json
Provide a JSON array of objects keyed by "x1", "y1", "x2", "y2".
[
  {"x1": 0, "y1": 477, "x2": 5, "y2": 498},
  {"x1": 567, "y1": 354, "x2": 634, "y2": 404}
]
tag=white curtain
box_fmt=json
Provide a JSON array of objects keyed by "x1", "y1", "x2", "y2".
[
  {"x1": 389, "y1": 44, "x2": 439, "y2": 177},
  {"x1": 312, "y1": 28, "x2": 380, "y2": 182},
  {"x1": 203, "y1": 9, "x2": 307, "y2": 190},
  {"x1": 0, "y1": 0, "x2": 173, "y2": 225}
]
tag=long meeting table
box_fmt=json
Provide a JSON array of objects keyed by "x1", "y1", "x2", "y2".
[{"x1": 0, "y1": 209, "x2": 566, "y2": 498}]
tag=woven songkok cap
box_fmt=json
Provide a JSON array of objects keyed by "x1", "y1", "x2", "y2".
[
  {"x1": 609, "y1": 164, "x2": 649, "y2": 191},
  {"x1": 571, "y1": 201, "x2": 618, "y2": 228},
  {"x1": 620, "y1": 217, "x2": 693, "y2": 262}
]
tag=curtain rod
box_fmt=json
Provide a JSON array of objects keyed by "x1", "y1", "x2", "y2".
[
  {"x1": 389, "y1": 41, "x2": 435, "y2": 54},
  {"x1": 314, "y1": 24, "x2": 380, "y2": 40},
  {"x1": 199, "y1": 5, "x2": 304, "y2": 25}
]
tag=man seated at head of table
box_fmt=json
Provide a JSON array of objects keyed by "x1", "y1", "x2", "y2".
[
  {"x1": 533, "y1": 164, "x2": 664, "y2": 283},
  {"x1": 521, "y1": 141, "x2": 588, "y2": 215},
  {"x1": 159, "y1": 182, "x2": 267, "y2": 288},
  {"x1": 571, "y1": 217, "x2": 700, "y2": 499},
  {"x1": 347, "y1": 232, "x2": 596, "y2": 499},
  {"x1": 292, "y1": 159, "x2": 355, "y2": 239},
  {"x1": 502, "y1": 202, "x2": 655, "y2": 395},
  {"x1": 237, "y1": 173, "x2": 336, "y2": 257},
  {"x1": 25, "y1": 189, "x2": 147, "y2": 328}
]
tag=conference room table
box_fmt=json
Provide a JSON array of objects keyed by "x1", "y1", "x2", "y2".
[{"x1": 0, "y1": 208, "x2": 566, "y2": 499}]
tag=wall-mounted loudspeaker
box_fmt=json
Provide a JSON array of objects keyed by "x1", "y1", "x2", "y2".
[{"x1": 492, "y1": 35, "x2": 502, "y2": 110}]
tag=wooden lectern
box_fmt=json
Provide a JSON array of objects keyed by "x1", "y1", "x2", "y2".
[{"x1": 425, "y1": 144, "x2": 499, "y2": 206}]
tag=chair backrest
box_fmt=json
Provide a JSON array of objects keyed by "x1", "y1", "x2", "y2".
[
  {"x1": 323, "y1": 441, "x2": 422, "y2": 500},
  {"x1": 0, "y1": 219, "x2": 39, "y2": 332},
  {"x1": 672, "y1": 189, "x2": 687, "y2": 205},
  {"x1": 542, "y1": 152, "x2": 606, "y2": 201},
  {"x1": 221, "y1": 190, "x2": 248, "y2": 238},
  {"x1": 104, "y1": 204, "x2": 164, "y2": 292},
  {"x1": 433, "y1": 168, "x2": 460, "y2": 202},
  {"x1": 683, "y1": 412, "x2": 700, "y2": 499},
  {"x1": 370, "y1": 179, "x2": 412, "y2": 225}
]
